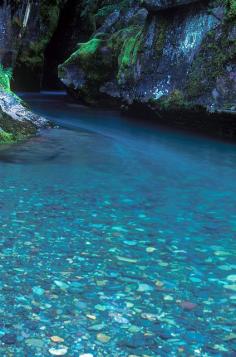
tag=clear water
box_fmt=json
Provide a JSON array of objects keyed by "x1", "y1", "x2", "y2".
[{"x1": 0, "y1": 92, "x2": 236, "y2": 356}]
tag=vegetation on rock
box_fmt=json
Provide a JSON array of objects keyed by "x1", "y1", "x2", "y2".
[{"x1": 0, "y1": 65, "x2": 12, "y2": 92}]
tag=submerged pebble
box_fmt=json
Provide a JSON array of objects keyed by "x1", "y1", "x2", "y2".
[
  {"x1": 180, "y1": 301, "x2": 197, "y2": 310},
  {"x1": 49, "y1": 347, "x2": 68, "y2": 356},
  {"x1": 0, "y1": 110, "x2": 236, "y2": 356},
  {"x1": 50, "y1": 336, "x2": 65, "y2": 343},
  {"x1": 96, "y1": 333, "x2": 111, "y2": 343},
  {"x1": 1, "y1": 333, "x2": 17, "y2": 345}
]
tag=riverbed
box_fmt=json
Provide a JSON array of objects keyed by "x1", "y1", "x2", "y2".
[{"x1": 0, "y1": 92, "x2": 235, "y2": 356}]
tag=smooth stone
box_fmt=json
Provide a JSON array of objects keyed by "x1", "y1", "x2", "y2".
[
  {"x1": 163, "y1": 295, "x2": 174, "y2": 301},
  {"x1": 86, "y1": 314, "x2": 96, "y2": 320},
  {"x1": 124, "y1": 240, "x2": 137, "y2": 246},
  {"x1": 137, "y1": 283, "x2": 153, "y2": 292},
  {"x1": 141, "y1": 313, "x2": 157, "y2": 321},
  {"x1": 119, "y1": 334, "x2": 157, "y2": 348},
  {"x1": 54, "y1": 281, "x2": 69, "y2": 290},
  {"x1": 32, "y1": 286, "x2": 45, "y2": 296},
  {"x1": 224, "y1": 284, "x2": 236, "y2": 292},
  {"x1": 129, "y1": 325, "x2": 141, "y2": 333},
  {"x1": 96, "y1": 333, "x2": 111, "y2": 343},
  {"x1": 214, "y1": 251, "x2": 230, "y2": 256},
  {"x1": 110, "y1": 313, "x2": 129, "y2": 324},
  {"x1": 219, "y1": 265, "x2": 234, "y2": 271},
  {"x1": 146, "y1": 247, "x2": 156, "y2": 253},
  {"x1": 26, "y1": 338, "x2": 44, "y2": 348},
  {"x1": 1, "y1": 333, "x2": 17, "y2": 345},
  {"x1": 95, "y1": 304, "x2": 106, "y2": 311},
  {"x1": 116, "y1": 256, "x2": 137, "y2": 263},
  {"x1": 49, "y1": 347, "x2": 68, "y2": 356},
  {"x1": 88, "y1": 324, "x2": 105, "y2": 331},
  {"x1": 189, "y1": 277, "x2": 201, "y2": 283},
  {"x1": 223, "y1": 333, "x2": 236, "y2": 341},
  {"x1": 50, "y1": 336, "x2": 64, "y2": 343},
  {"x1": 180, "y1": 301, "x2": 197, "y2": 310},
  {"x1": 112, "y1": 226, "x2": 128, "y2": 232},
  {"x1": 96, "y1": 280, "x2": 107, "y2": 286},
  {"x1": 155, "y1": 280, "x2": 164, "y2": 288},
  {"x1": 226, "y1": 275, "x2": 236, "y2": 282}
]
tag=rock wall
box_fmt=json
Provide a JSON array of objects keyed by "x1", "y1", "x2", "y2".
[
  {"x1": 0, "y1": 0, "x2": 236, "y2": 141},
  {"x1": 0, "y1": 0, "x2": 51, "y2": 143},
  {"x1": 13, "y1": 0, "x2": 67, "y2": 91},
  {"x1": 59, "y1": 0, "x2": 236, "y2": 137}
]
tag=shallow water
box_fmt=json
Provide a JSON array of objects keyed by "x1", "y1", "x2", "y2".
[{"x1": 0, "y1": 92, "x2": 236, "y2": 356}]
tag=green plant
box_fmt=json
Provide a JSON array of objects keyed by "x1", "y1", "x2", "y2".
[
  {"x1": 0, "y1": 130, "x2": 14, "y2": 144},
  {"x1": 0, "y1": 65, "x2": 12, "y2": 91},
  {"x1": 227, "y1": 0, "x2": 236, "y2": 18}
]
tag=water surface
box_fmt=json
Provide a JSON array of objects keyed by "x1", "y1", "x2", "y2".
[{"x1": 0, "y1": 92, "x2": 236, "y2": 356}]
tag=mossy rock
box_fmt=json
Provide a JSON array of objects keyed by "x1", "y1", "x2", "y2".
[{"x1": 0, "y1": 110, "x2": 37, "y2": 144}]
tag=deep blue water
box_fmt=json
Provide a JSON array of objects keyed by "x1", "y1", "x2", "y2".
[{"x1": 0, "y1": 92, "x2": 236, "y2": 356}]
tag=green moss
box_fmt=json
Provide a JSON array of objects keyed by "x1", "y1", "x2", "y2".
[
  {"x1": 0, "y1": 65, "x2": 12, "y2": 92},
  {"x1": 63, "y1": 38, "x2": 103, "y2": 66},
  {"x1": 119, "y1": 30, "x2": 143, "y2": 68},
  {"x1": 60, "y1": 36, "x2": 112, "y2": 102},
  {"x1": 227, "y1": 0, "x2": 236, "y2": 19},
  {"x1": 17, "y1": 0, "x2": 63, "y2": 69},
  {"x1": 151, "y1": 90, "x2": 190, "y2": 111},
  {"x1": 0, "y1": 130, "x2": 14, "y2": 144},
  {"x1": 154, "y1": 17, "x2": 168, "y2": 59},
  {"x1": 77, "y1": 38, "x2": 103, "y2": 59},
  {"x1": 106, "y1": 25, "x2": 144, "y2": 82},
  {"x1": 0, "y1": 111, "x2": 37, "y2": 144},
  {"x1": 186, "y1": 25, "x2": 236, "y2": 98}
]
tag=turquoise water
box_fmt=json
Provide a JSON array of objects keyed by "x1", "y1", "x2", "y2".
[{"x1": 0, "y1": 92, "x2": 236, "y2": 356}]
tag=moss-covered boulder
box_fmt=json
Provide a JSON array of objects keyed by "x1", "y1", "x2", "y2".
[
  {"x1": 0, "y1": 1, "x2": 50, "y2": 144},
  {"x1": 0, "y1": 88, "x2": 48, "y2": 144},
  {"x1": 59, "y1": 0, "x2": 236, "y2": 131}
]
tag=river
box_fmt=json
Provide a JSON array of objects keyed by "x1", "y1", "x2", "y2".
[{"x1": 0, "y1": 92, "x2": 235, "y2": 356}]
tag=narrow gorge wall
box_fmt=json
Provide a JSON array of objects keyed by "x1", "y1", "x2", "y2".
[
  {"x1": 59, "y1": 0, "x2": 236, "y2": 136},
  {"x1": 0, "y1": 0, "x2": 54, "y2": 142},
  {"x1": 0, "y1": 0, "x2": 236, "y2": 141}
]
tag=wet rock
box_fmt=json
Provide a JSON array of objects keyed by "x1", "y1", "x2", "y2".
[
  {"x1": 223, "y1": 333, "x2": 236, "y2": 341},
  {"x1": 86, "y1": 314, "x2": 96, "y2": 320},
  {"x1": 142, "y1": 0, "x2": 200, "y2": 12},
  {"x1": 226, "y1": 275, "x2": 236, "y2": 283},
  {"x1": 146, "y1": 247, "x2": 156, "y2": 253},
  {"x1": 180, "y1": 301, "x2": 197, "y2": 310},
  {"x1": 88, "y1": 323, "x2": 105, "y2": 331},
  {"x1": 49, "y1": 346, "x2": 68, "y2": 355},
  {"x1": 137, "y1": 283, "x2": 153, "y2": 292},
  {"x1": 54, "y1": 280, "x2": 69, "y2": 290},
  {"x1": 96, "y1": 333, "x2": 111, "y2": 343},
  {"x1": 224, "y1": 284, "x2": 236, "y2": 292},
  {"x1": 32, "y1": 286, "x2": 45, "y2": 296},
  {"x1": 1, "y1": 333, "x2": 17, "y2": 345},
  {"x1": 0, "y1": 91, "x2": 48, "y2": 144},
  {"x1": 116, "y1": 256, "x2": 138, "y2": 263},
  {"x1": 25, "y1": 338, "x2": 44, "y2": 348},
  {"x1": 50, "y1": 336, "x2": 65, "y2": 343},
  {"x1": 119, "y1": 333, "x2": 158, "y2": 348}
]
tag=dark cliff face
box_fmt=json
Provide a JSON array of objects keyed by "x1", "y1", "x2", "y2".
[
  {"x1": 142, "y1": 0, "x2": 201, "y2": 11},
  {"x1": 12, "y1": 0, "x2": 67, "y2": 91},
  {"x1": 0, "y1": 0, "x2": 50, "y2": 142},
  {"x1": 0, "y1": 0, "x2": 236, "y2": 141},
  {"x1": 58, "y1": 0, "x2": 236, "y2": 133}
]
